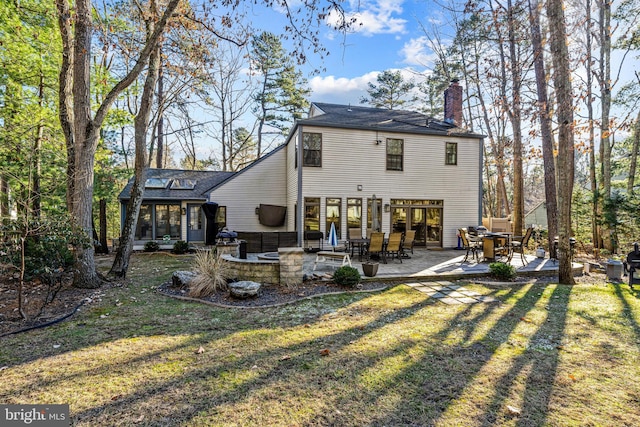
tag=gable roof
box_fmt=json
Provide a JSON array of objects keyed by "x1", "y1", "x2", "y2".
[
  {"x1": 292, "y1": 102, "x2": 483, "y2": 138},
  {"x1": 118, "y1": 168, "x2": 235, "y2": 201}
]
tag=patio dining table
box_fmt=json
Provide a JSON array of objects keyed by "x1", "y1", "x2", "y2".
[
  {"x1": 482, "y1": 232, "x2": 512, "y2": 262},
  {"x1": 349, "y1": 237, "x2": 390, "y2": 261}
]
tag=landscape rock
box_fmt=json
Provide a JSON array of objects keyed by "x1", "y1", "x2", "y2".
[
  {"x1": 229, "y1": 281, "x2": 261, "y2": 299},
  {"x1": 172, "y1": 271, "x2": 197, "y2": 289}
]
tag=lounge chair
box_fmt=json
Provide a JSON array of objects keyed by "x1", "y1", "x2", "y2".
[{"x1": 403, "y1": 229, "x2": 416, "y2": 255}]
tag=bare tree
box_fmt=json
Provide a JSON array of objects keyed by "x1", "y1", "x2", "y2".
[
  {"x1": 56, "y1": 0, "x2": 181, "y2": 288},
  {"x1": 528, "y1": 0, "x2": 558, "y2": 252},
  {"x1": 547, "y1": 0, "x2": 576, "y2": 284},
  {"x1": 110, "y1": 9, "x2": 162, "y2": 278},
  {"x1": 203, "y1": 42, "x2": 256, "y2": 171}
]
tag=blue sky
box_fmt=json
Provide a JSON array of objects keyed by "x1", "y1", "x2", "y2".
[
  {"x1": 253, "y1": 0, "x2": 445, "y2": 106},
  {"x1": 251, "y1": 0, "x2": 639, "y2": 114}
]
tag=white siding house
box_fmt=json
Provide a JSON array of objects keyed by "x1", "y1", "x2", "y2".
[
  {"x1": 120, "y1": 92, "x2": 483, "y2": 249},
  {"x1": 286, "y1": 102, "x2": 483, "y2": 249},
  {"x1": 209, "y1": 145, "x2": 288, "y2": 232}
]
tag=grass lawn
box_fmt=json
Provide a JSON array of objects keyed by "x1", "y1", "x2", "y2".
[{"x1": 2, "y1": 252, "x2": 640, "y2": 426}]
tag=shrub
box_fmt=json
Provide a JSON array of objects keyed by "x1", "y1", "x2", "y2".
[
  {"x1": 489, "y1": 262, "x2": 517, "y2": 281},
  {"x1": 333, "y1": 265, "x2": 361, "y2": 288},
  {"x1": 0, "y1": 217, "x2": 82, "y2": 279},
  {"x1": 172, "y1": 240, "x2": 190, "y2": 254},
  {"x1": 144, "y1": 241, "x2": 160, "y2": 252},
  {"x1": 189, "y1": 249, "x2": 230, "y2": 297}
]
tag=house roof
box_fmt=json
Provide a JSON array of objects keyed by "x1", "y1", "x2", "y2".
[
  {"x1": 292, "y1": 102, "x2": 483, "y2": 138},
  {"x1": 118, "y1": 168, "x2": 235, "y2": 201}
]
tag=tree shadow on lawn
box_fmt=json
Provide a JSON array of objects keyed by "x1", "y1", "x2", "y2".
[
  {"x1": 66, "y1": 286, "x2": 439, "y2": 425},
  {"x1": 366, "y1": 282, "x2": 572, "y2": 426},
  {"x1": 613, "y1": 283, "x2": 640, "y2": 350},
  {"x1": 68, "y1": 284, "x2": 520, "y2": 425},
  {"x1": 3, "y1": 280, "x2": 571, "y2": 426}
]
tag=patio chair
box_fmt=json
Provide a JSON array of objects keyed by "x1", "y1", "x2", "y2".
[
  {"x1": 625, "y1": 242, "x2": 640, "y2": 289},
  {"x1": 347, "y1": 227, "x2": 363, "y2": 256},
  {"x1": 459, "y1": 228, "x2": 481, "y2": 263},
  {"x1": 348, "y1": 228, "x2": 363, "y2": 240},
  {"x1": 508, "y1": 226, "x2": 533, "y2": 264},
  {"x1": 403, "y1": 229, "x2": 416, "y2": 255},
  {"x1": 385, "y1": 232, "x2": 404, "y2": 263},
  {"x1": 367, "y1": 231, "x2": 386, "y2": 264}
]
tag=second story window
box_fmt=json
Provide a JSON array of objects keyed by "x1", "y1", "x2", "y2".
[
  {"x1": 446, "y1": 142, "x2": 458, "y2": 165},
  {"x1": 303, "y1": 132, "x2": 322, "y2": 167},
  {"x1": 386, "y1": 138, "x2": 403, "y2": 171}
]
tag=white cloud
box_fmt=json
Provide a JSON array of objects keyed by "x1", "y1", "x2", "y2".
[
  {"x1": 310, "y1": 72, "x2": 378, "y2": 93},
  {"x1": 400, "y1": 36, "x2": 438, "y2": 67},
  {"x1": 308, "y1": 72, "x2": 380, "y2": 104},
  {"x1": 326, "y1": 0, "x2": 407, "y2": 36},
  {"x1": 308, "y1": 68, "x2": 434, "y2": 105}
]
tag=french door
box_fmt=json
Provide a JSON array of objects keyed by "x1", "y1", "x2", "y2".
[{"x1": 411, "y1": 207, "x2": 442, "y2": 247}]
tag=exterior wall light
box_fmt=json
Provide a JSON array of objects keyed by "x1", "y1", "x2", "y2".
[
  {"x1": 181, "y1": 207, "x2": 186, "y2": 215},
  {"x1": 384, "y1": 204, "x2": 390, "y2": 212},
  {"x1": 357, "y1": 185, "x2": 363, "y2": 191}
]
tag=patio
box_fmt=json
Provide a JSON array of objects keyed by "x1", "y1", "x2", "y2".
[{"x1": 304, "y1": 247, "x2": 583, "y2": 281}]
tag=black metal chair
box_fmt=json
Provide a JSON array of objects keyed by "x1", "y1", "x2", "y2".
[
  {"x1": 625, "y1": 242, "x2": 640, "y2": 289},
  {"x1": 459, "y1": 228, "x2": 481, "y2": 263},
  {"x1": 509, "y1": 227, "x2": 534, "y2": 265}
]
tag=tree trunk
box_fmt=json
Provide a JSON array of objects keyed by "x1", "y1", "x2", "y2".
[
  {"x1": 56, "y1": 0, "x2": 180, "y2": 288},
  {"x1": 56, "y1": 0, "x2": 75, "y2": 212},
  {"x1": 599, "y1": 0, "x2": 614, "y2": 252},
  {"x1": 95, "y1": 199, "x2": 109, "y2": 254},
  {"x1": 507, "y1": 0, "x2": 524, "y2": 237},
  {"x1": 528, "y1": 0, "x2": 558, "y2": 251},
  {"x1": 33, "y1": 71, "x2": 45, "y2": 218},
  {"x1": 0, "y1": 176, "x2": 8, "y2": 217},
  {"x1": 18, "y1": 237, "x2": 27, "y2": 320},
  {"x1": 70, "y1": 0, "x2": 101, "y2": 288},
  {"x1": 585, "y1": 0, "x2": 601, "y2": 255},
  {"x1": 628, "y1": 112, "x2": 640, "y2": 194},
  {"x1": 110, "y1": 35, "x2": 161, "y2": 278},
  {"x1": 156, "y1": 49, "x2": 164, "y2": 169},
  {"x1": 547, "y1": 0, "x2": 575, "y2": 285},
  {"x1": 490, "y1": 1, "x2": 513, "y2": 222},
  {"x1": 483, "y1": 144, "x2": 495, "y2": 217}
]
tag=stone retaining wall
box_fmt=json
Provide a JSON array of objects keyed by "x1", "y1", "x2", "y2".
[
  {"x1": 278, "y1": 247, "x2": 304, "y2": 286},
  {"x1": 221, "y1": 255, "x2": 280, "y2": 284},
  {"x1": 220, "y1": 246, "x2": 304, "y2": 286}
]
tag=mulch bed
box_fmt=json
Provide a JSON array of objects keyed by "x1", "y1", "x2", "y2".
[
  {"x1": 157, "y1": 280, "x2": 390, "y2": 308},
  {"x1": 0, "y1": 271, "x2": 100, "y2": 337}
]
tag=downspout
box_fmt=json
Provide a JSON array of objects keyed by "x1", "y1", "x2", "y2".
[{"x1": 297, "y1": 126, "x2": 304, "y2": 247}]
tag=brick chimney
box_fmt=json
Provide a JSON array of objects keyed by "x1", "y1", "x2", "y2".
[{"x1": 444, "y1": 79, "x2": 463, "y2": 126}]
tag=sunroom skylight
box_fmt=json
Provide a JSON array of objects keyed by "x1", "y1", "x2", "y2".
[
  {"x1": 145, "y1": 178, "x2": 170, "y2": 189},
  {"x1": 170, "y1": 179, "x2": 197, "y2": 190}
]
